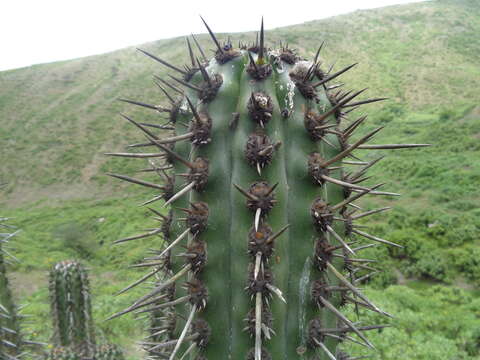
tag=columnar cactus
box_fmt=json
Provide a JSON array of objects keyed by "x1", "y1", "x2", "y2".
[
  {"x1": 107, "y1": 18, "x2": 428, "y2": 360},
  {"x1": 93, "y1": 344, "x2": 125, "y2": 360},
  {"x1": 49, "y1": 260, "x2": 95, "y2": 358},
  {"x1": 48, "y1": 346, "x2": 81, "y2": 360},
  {"x1": 0, "y1": 217, "x2": 24, "y2": 359}
]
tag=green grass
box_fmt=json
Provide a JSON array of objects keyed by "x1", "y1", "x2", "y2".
[
  {"x1": 1, "y1": 0, "x2": 480, "y2": 358},
  {"x1": 340, "y1": 285, "x2": 480, "y2": 359},
  {"x1": 6, "y1": 195, "x2": 157, "y2": 271}
]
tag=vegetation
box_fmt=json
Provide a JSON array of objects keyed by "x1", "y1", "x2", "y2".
[{"x1": 0, "y1": 0, "x2": 479, "y2": 359}]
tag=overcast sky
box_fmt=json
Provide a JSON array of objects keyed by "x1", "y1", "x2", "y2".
[{"x1": 1, "y1": 0, "x2": 426, "y2": 71}]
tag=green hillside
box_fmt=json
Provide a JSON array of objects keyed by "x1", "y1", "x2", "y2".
[{"x1": 1, "y1": 0, "x2": 479, "y2": 358}]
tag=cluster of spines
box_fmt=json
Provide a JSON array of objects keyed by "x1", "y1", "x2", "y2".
[
  {"x1": 1, "y1": 212, "x2": 46, "y2": 360},
  {"x1": 286, "y1": 52, "x2": 387, "y2": 359},
  {"x1": 49, "y1": 260, "x2": 96, "y2": 358},
  {"x1": 0, "y1": 215, "x2": 32, "y2": 360},
  {"x1": 107, "y1": 17, "x2": 429, "y2": 360},
  {"x1": 47, "y1": 346, "x2": 80, "y2": 360},
  {"x1": 93, "y1": 344, "x2": 126, "y2": 360},
  {"x1": 279, "y1": 35, "x2": 428, "y2": 360},
  {"x1": 140, "y1": 271, "x2": 176, "y2": 359},
  {"x1": 48, "y1": 344, "x2": 125, "y2": 360},
  {"x1": 107, "y1": 33, "x2": 217, "y2": 358},
  {"x1": 229, "y1": 20, "x2": 292, "y2": 360}
]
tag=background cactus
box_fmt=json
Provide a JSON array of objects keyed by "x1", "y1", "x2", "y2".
[
  {"x1": 49, "y1": 260, "x2": 96, "y2": 358},
  {"x1": 107, "y1": 17, "x2": 429, "y2": 360},
  {"x1": 94, "y1": 344, "x2": 125, "y2": 360},
  {"x1": 48, "y1": 346, "x2": 81, "y2": 360},
  {"x1": 48, "y1": 260, "x2": 126, "y2": 360},
  {"x1": 0, "y1": 215, "x2": 24, "y2": 359}
]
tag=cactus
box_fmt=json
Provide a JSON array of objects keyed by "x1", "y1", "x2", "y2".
[
  {"x1": 107, "y1": 18, "x2": 429, "y2": 360},
  {"x1": 49, "y1": 260, "x2": 95, "y2": 358},
  {"x1": 1, "y1": 210, "x2": 42, "y2": 359},
  {"x1": 93, "y1": 344, "x2": 125, "y2": 360},
  {"x1": 0, "y1": 215, "x2": 24, "y2": 359},
  {"x1": 48, "y1": 260, "x2": 125, "y2": 360},
  {"x1": 48, "y1": 346, "x2": 81, "y2": 360}
]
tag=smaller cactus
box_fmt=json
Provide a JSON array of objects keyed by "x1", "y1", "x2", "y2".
[
  {"x1": 48, "y1": 260, "x2": 125, "y2": 360},
  {"x1": 0, "y1": 216, "x2": 24, "y2": 359},
  {"x1": 93, "y1": 344, "x2": 125, "y2": 360},
  {"x1": 49, "y1": 260, "x2": 95, "y2": 358},
  {"x1": 48, "y1": 346, "x2": 81, "y2": 360}
]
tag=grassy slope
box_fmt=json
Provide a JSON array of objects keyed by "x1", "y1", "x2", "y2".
[
  {"x1": 1, "y1": 0, "x2": 479, "y2": 205},
  {"x1": 1, "y1": 0, "x2": 480, "y2": 358}
]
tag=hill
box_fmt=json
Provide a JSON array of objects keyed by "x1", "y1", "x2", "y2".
[
  {"x1": 1, "y1": 0, "x2": 479, "y2": 359},
  {"x1": 1, "y1": 0, "x2": 479, "y2": 206}
]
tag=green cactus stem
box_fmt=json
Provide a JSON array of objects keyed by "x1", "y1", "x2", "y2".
[
  {"x1": 108, "y1": 17, "x2": 429, "y2": 360},
  {"x1": 49, "y1": 260, "x2": 95, "y2": 358},
  {"x1": 0, "y1": 217, "x2": 24, "y2": 360},
  {"x1": 93, "y1": 344, "x2": 125, "y2": 360},
  {"x1": 48, "y1": 346, "x2": 81, "y2": 360}
]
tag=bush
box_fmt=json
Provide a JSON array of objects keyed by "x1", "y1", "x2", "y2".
[{"x1": 53, "y1": 222, "x2": 98, "y2": 259}]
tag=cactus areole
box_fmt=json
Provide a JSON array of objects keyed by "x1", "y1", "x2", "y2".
[{"x1": 108, "y1": 17, "x2": 429, "y2": 360}]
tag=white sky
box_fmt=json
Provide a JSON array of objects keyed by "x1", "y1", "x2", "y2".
[{"x1": 1, "y1": 0, "x2": 426, "y2": 71}]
